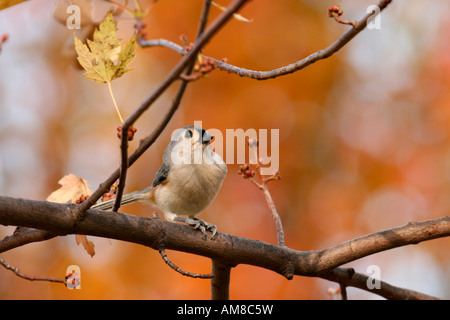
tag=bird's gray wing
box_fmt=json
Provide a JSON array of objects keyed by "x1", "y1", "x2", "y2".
[{"x1": 152, "y1": 161, "x2": 170, "y2": 187}]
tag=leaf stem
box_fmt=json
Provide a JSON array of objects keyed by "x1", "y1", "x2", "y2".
[{"x1": 107, "y1": 81, "x2": 124, "y2": 123}]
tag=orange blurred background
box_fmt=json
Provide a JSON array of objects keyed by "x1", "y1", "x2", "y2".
[{"x1": 0, "y1": 0, "x2": 449, "y2": 299}]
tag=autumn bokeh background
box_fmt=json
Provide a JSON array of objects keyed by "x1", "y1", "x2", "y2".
[{"x1": 0, "y1": 0, "x2": 449, "y2": 299}]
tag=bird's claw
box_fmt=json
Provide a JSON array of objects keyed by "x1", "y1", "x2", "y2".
[
  {"x1": 190, "y1": 219, "x2": 217, "y2": 240},
  {"x1": 174, "y1": 217, "x2": 217, "y2": 240}
]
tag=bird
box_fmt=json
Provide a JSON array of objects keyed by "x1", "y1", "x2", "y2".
[{"x1": 93, "y1": 125, "x2": 228, "y2": 239}]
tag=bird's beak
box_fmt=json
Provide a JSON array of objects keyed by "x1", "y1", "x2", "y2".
[{"x1": 202, "y1": 133, "x2": 214, "y2": 145}]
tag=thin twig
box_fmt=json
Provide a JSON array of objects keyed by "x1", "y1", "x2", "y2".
[
  {"x1": 328, "y1": 4, "x2": 356, "y2": 28},
  {"x1": 196, "y1": 0, "x2": 213, "y2": 39},
  {"x1": 261, "y1": 184, "x2": 285, "y2": 247},
  {"x1": 324, "y1": 267, "x2": 441, "y2": 300},
  {"x1": 244, "y1": 167, "x2": 285, "y2": 247},
  {"x1": 139, "y1": 0, "x2": 392, "y2": 80},
  {"x1": 0, "y1": 257, "x2": 66, "y2": 284},
  {"x1": 159, "y1": 247, "x2": 213, "y2": 279},
  {"x1": 240, "y1": 140, "x2": 285, "y2": 247},
  {"x1": 113, "y1": 124, "x2": 129, "y2": 212},
  {"x1": 139, "y1": 38, "x2": 185, "y2": 54}
]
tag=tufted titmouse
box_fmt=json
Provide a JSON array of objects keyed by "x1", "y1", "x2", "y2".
[{"x1": 94, "y1": 125, "x2": 228, "y2": 238}]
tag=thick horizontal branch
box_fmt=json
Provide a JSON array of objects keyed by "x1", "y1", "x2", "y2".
[
  {"x1": 139, "y1": 0, "x2": 392, "y2": 80},
  {"x1": 0, "y1": 196, "x2": 448, "y2": 299}
]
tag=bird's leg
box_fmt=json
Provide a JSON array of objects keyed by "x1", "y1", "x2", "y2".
[{"x1": 174, "y1": 217, "x2": 217, "y2": 240}]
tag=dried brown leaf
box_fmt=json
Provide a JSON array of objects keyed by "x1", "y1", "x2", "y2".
[
  {"x1": 75, "y1": 234, "x2": 96, "y2": 258},
  {"x1": 47, "y1": 173, "x2": 93, "y2": 204},
  {"x1": 47, "y1": 173, "x2": 95, "y2": 257}
]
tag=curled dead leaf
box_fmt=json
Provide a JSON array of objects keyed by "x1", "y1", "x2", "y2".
[
  {"x1": 47, "y1": 173, "x2": 96, "y2": 257},
  {"x1": 75, "y1": 234, "x2": 96, "y2": 258},
  {"x1": 47, "y1": 173, "x2": 93, "y2": 204}
]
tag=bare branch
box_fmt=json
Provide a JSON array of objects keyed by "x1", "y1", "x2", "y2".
[
  {"x1": 139, "y1": 0, "x2": 392, "y2": 80},
  {"x1": 159, "y1": 247, "x2": 213, "y2": 279},
  {"x1": 261, "y1": 186, "x2": 285, "y2": 247},
  {"x1": 0, "y1": 228, "x2": 58, "y2": 253},
  {"x1": 339, "y1": 283, "x2": 348, "y2": 300},
  {"x1": 138, "y1": 38, "x2": 185, "y2": 54},
  {"x1": 211, "y1": 260, "x2": 231, "y2": 300},
  {"x1": 323, "y1": 267, "x2": 441, "y2": 300},
  {"x1": 213, "y1": 0, "x2": 392, "y2": 80},
  {"x1": 0, "y1": 257, "x2": 65, "y2": 284},
  {"x1": 196, "y1": 0, "x2": 213, "y2": 40},
  {"x1": 114, "y1": 124, "x2": 130, "y2": 212},
  {"x1": 313, "y1": 218, "x2": 450, "y2": 271},
  {"x1": 1, "y1": 196, "x2": 447, "y2": 299},
  {"x1": 239, "y1": 139, "x2": 285, "y2": 247},
  {"x1": 328, "y1": 5, "x2": 356, "y2": 27}
]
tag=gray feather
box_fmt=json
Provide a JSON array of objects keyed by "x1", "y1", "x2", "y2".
[
  {"x1": 152, "y1": 161, "x2": 170, "y2": 187},
  {"x1": 92, "y1": 187, "x2": 153, "y2": 210}
]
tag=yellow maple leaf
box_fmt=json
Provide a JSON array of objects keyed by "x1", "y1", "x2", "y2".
[
  {"x1": 74, "y1": 12, "x2": 136, "y2": 122},
  {"x1": 74, "y1": 12, "x2": 136, "y2": 83}
]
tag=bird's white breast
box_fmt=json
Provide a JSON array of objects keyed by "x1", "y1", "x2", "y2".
[{"x1": 155, "y1": 149, "x2": 227, "y2": 218}]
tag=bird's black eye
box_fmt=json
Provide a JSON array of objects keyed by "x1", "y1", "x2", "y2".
[{"x1": 185, "y1": 130, "x2": 193, "y2": 138}]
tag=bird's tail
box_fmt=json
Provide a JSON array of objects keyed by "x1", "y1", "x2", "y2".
[{"x1": 92, "y1": 187, "x2": 153, "y2": 210}]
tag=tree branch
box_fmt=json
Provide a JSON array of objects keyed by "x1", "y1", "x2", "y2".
[
  {"x1": 322, "y1": 267, "x2": 440, "y2": 300},
  {"x1": 139, "y1": 0, "x2": 392, "y2": 80},
  {"x1": 239, "y1": 158, "x2": 285, "y2": 247},
  {"x1": 0, "y1": 228, "x2": 59, "y2": 253},
  {"x1": 0, "y1": 196, "x2": 447, "y2": 299},
  {"x1": 211, "y1": 260, "x2": 231, "y2": 300},
  {"x1": 312, "y1": 219, "x2": 450, "y2": 271},
  {"x1": 159, "y1": 247, "x2": 213, "y2": 279},
  {"x1": 0, "y1": 256, "x2": 66, "y2": 284}
]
